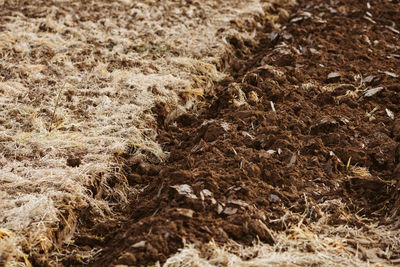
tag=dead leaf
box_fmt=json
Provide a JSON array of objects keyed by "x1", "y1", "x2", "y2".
[
  {"x1": 228, "y1": 199, "x2": 249, "y2": 208},
  {"x1": 176, "y1": 208, "x2": 194, "y2": 218},
  {"x1": 327, "y1": 72, "x2": 341, "y2": 80},
  {"x1": 363, "y1": 75, "x2": 375, "y2": 84},
  {"x1": 217, "y1": 204, "x2": 223, "y2": 214},
  {"x1": 287, "y1": 154, "x2": 297, "y2": 167},
  {"x1": 384, "y1": 71, "x2": 398, "y2": 78},
  {"x1": 171, "y1": 184, "x2": 197, "y2": 199},
  {"x1": 223, "y1": 207, "x2": 238, "y2": 215},
  {"x1": 131, "y1": 241, "x2": 146, "y2": 248},
  {"x1": 364, "y1": 87, "x2": 384, "y2": 97},
  {"x1": 386, "y1": 108, "x2": 395, "y2": 120}
]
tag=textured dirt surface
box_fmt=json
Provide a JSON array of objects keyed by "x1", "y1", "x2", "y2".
[
  {"x1": 1, "y1": 0, "x2": 399, "y2": 266},
  {"x1": 76, "y1": 0, "x2": 400, "y2": 266}
]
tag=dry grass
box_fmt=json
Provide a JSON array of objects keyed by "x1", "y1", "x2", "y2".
[
  {"x1": 0, "y1": 0, "x2": 274, "y2": 265},
  {"x1": 163, "y1": 165, "x2": 400, "y2": 266},
  {"x1": 2, "y1": 0, "x2": 399, "y2": 266},
  {"x1": 165, "y1": 197, "x2": 400, "y2": 267}
]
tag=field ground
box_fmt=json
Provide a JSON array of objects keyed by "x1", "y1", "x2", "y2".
[{"x1": 1, "y1": 0, "x2": 400, "y2": 266}]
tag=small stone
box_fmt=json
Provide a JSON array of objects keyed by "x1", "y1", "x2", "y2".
[{"x1": 269, "y1": 194, "x2": 281, "y2": 203}]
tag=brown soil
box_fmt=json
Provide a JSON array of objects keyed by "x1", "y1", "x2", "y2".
[{"x1": 62, "y1": 0, "x2": 400, "y2": 266}]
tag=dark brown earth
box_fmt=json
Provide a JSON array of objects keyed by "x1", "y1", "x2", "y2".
[{"x1": 61, "y1": 0, "x2": 400, "y2": 266}]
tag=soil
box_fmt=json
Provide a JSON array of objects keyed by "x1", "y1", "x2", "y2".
[{"x1": 62, "y1": 0, "x2": 400, "y2": 266}]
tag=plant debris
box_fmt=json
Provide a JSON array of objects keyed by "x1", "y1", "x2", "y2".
[
  {"x1": 1, "y1": 0, "x2": 400, "y2": 266},
  {"x1": 364, "y1": 87, "x2": 384, "y2": 97}
]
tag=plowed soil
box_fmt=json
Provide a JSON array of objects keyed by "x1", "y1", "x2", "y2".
[{"x1": 64, "y1": 0, "x2": 400, "y2": 266}]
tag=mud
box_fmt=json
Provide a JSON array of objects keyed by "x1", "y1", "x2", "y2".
[{"x1": 62, "y1": 0, "x2": 400, "y2": 266}]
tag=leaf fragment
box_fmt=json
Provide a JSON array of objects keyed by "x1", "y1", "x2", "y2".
[
  {"x1": 287, "y1": 154, "x2": 297, "y2": 167},
  {"x1": 386, "y1": 108, "x2": 394, "y2": 120},
  {"x1": 363, "y1": 75, "x2": 375, "y2": 84},
  {"x1": 171, "y1": 184, "x2": 197, "y2": 199},
  {"x1": 364, "y1": 87, "x2": 383, "y2": 97},
  {"x1": 176, "y1": 208, "x2": 194, "y2": 218},
  {"x1": 223, "y1": 207, "x2": 238, "y2": 215},
  {"x1": 384, "y1": 71, "x2": 398, "y2": 78},
  {"x1": 327, "y1": 72, "x2": 341, "y2": 80},
  {"x1": 132, "y1": 241, "x2": 146, "y2": 248}
]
